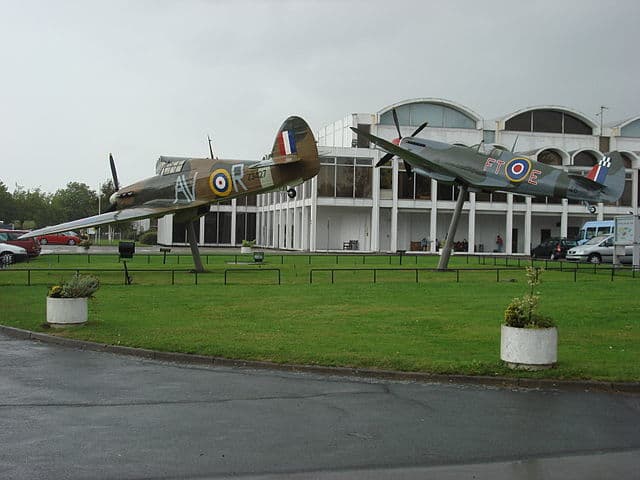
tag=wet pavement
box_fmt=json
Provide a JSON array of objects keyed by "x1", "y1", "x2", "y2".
[{"x1": 1, "y1": 333, "x2": 639, "y2": 479}]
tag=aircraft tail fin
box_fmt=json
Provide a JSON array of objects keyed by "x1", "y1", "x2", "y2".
[
  {"x1": 272, "y1": 116, "x2": 318, "y2": 163},
  {"x1": 585, "y1": 151, "x2": 625, "y2": 202},
  {"x1": 252, "y1": 116, "x2": 319, "y2": 176}
]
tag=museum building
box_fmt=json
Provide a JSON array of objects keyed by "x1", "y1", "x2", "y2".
[{"x1": 158, "y1": 98, "x2": 640, "y2": 254}]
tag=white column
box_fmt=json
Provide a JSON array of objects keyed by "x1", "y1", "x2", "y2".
[
  {"x1": 294, "y1": 206, "x2": 301, "y2": 250},
  {"x1": 506, "y1": 194, "x2": 513, "y2": 254},
  {"x1": 310, "y1": 177, "x2": 318, "y2": 252},
  {"x1": 390, "y1": 160, "x2": 398, "y2": 252},
  {"x1": 230, "y1": 199, "x2": 237, "y2": 245},
  {"x1": 468, "y1": 192, "x2": 476, "y2": 253},
  {"x1": 524, "y1": 197, "x2": 532, "y2": 255},
  {"x1": 561, "y1": 199, "x2": 568, "y2": 238},
  {"x1": 371, "y1": 163, "x2": 380, "y2": 252},
  {"x1": 301, "y1": 202, "x2": 309, "y2": 251},
  {"x1": 430, "y1": 179, "x2": 438, "y2": 251}
]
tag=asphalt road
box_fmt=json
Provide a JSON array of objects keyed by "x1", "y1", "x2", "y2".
[{"x1": 1, "y1": 333, "x2": 639, "y2": 480}]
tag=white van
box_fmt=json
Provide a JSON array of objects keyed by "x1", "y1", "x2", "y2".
[{"x1": 576, "y1": 220, "x2": 614, "y2": 245}]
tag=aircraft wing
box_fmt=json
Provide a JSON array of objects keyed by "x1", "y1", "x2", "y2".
[
  {"x1": 350, "y1": 127, "x2": 512, "y2": 189},
  {"x1": 18, "y1": 206, "x2": 176, "y2": 239}
]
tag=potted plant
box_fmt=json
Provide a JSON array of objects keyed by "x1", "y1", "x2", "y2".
[
  {"x1": 46, "y1": 273, "x2": 100, "y2": 328},
  {"x1": 240, "y1": 239, "x2": 255, "y2": 254},
  {"x1": 500, "y1": 267, "x2": 557, "y2": 370}
]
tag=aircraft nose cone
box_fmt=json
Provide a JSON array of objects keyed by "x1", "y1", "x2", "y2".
[
  {"x1": 109, "y1": 192, "x2": 118, "y2": 205},
  {"x1": 392, "y1": 138, "x2": 401, "y2": 145}
]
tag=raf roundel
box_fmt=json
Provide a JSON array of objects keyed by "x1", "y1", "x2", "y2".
[
  {"x1": 505, "y1": 157, "x2": 532, "y2": 183},
  {"x1": 209, "y1": 169, "x2": 232, "y2": 196}
]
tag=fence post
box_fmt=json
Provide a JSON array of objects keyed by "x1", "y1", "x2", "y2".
[
  {"x1": 28, "y1": 269, "x2": 31, "y2": 286},
  {"x1": 172, "y1": 270, "x2": 175, "y2": 285},
  {"x1": 496, "y1": 269, "x2": 500, "y2": 282}
]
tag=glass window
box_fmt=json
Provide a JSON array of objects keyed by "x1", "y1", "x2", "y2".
[
  {"x1": 443, "y1": 107, "x2": 475, "y2": 129},
  {"x1": 505, "y1": 112, "x2": 532, "y2": 132},
  {"x1": 246, "y1": 213, "x2": 256, "y2": 241},
  {"x1": 538, "y1": 150, "x2": 562, "y2": 166},
  {"x1": 573, "y1": 152, "x2": 597, "y2": 166},
  {"x1": 564, "y1": 114, "x2": 592, "y2": 135},
  {"x1": 533, "y1": 110, "x2": 562, "y2": 133},
  {"x1": 354, "y1": 166, "x2": 372, "y2": 198},
  {"x1": 414, "y1": 174, "x2": 431, "y2": 199},
  {"x1": 398, "y1": 167, "x2": 413, "y2": 199},
  {"x1": 437, "y1": 182, "x2": 454, "y2": 201},
  {"x1": 204, "y1": 212, "x2": 218, "y2": 243},
  {"x1": 173, "y1": 220, "x2": 187, "y2": 243},
  {"x1": 379, "y1": 167, "x2": 392, "y2": 190},
  {"x1": 318, "y1": 164, "x2": 335, "y2": 197},
  {"x1": 336, "y1": 164, "x2": 354, "y2": 197},
  {"x1": 235, "y1": 212, "x2": 246, "y2": 242},
  {"x1": 218, "y1": 212, "x2": 232, "y2": 244},
  {"x1": 492, "y1": 192, "x2": 507, "y2": 203}
]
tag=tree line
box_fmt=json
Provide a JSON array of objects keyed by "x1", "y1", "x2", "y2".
[{"x1": 0, "y1": 180, "x2": 116, "y2": 230}]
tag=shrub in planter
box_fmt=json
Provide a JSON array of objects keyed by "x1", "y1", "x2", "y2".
[
  {"x1": 504, "y1": 267, "x2": 555, "y2": 329},
  {"x1": 47, "y1": 273, "x2": 100, "y2": 327},
  {"x1": 49, "y1": 273, "x2": 100, "y2": 299},
  {"x1": 501, "y1": 267, "x2": 557, "y2": 369}
]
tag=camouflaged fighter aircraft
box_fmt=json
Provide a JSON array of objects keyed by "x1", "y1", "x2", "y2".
[
  {"x1": 351, "y1": 108, "x2": 626, "y2": 269},
  {"x1": 20, "y1": 116, "x2": 319, "y2": 272}
]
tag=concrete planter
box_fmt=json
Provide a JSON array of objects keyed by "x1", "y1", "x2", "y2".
[
  {"x1": 46, "y1": 297, "x2": 88, "y2": 328},
  {"x1": 500, "y1": 325, "x2": 557, "y2": 370},
  {"x1": 240, "y1": 246, "x2": 253, "y2": 254}
]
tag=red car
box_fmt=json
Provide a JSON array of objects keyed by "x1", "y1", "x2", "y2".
[
  {"x1": 37, "y1": 231, "x2": 82, "y2": 246},
  {"x1": 0, "y1": 229, "x2": 41, "y2": 257}
]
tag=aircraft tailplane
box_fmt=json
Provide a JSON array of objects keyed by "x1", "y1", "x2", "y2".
[{"x1": 586, "y1": 151, "x2": 625, "y2": 202}]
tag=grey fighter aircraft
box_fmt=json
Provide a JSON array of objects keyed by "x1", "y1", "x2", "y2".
[
  {"x1": 351, "y1": 109, "x2": 625, "y2": 269},
  {"x1": 21, "y1": 116, "x2": 319, "y2": 272}
]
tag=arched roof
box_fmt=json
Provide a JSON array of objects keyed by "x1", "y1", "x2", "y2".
[
  {"x1": 377, "y1": 98, "x2": 482, "y2": 129},
  {"x1": 607, "y1": 115, "x2": 640, "y2": 129},
  {"x1": 609, "y1": 116, "x2": 640, "y2": 137},
  {"x1": 501, "y1": 105, "x2": 597, "y2": 129}
]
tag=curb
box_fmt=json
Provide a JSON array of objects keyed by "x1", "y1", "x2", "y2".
[{"x1": 2, "y1": 325, "x2": 639, "y2": 394}]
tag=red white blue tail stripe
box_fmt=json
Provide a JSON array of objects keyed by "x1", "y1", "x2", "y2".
[
  {"x1": 277, "y1": 130, "x2": 297, "y2": 156},
  {"x1": 586, "y1": 156, "x2": 611, "y2": 184}
]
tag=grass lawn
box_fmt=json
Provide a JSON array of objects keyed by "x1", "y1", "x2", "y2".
[{"x1": 1, "y1": 253, "x2": 638, "y2": 382}]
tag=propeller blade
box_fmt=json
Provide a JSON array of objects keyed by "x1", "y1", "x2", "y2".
[
  {"x1": 109, "y1": 153, "x2": 120, "y2": 191},
  {"x1": 392, "y1": 108, "x2": 401, "y2": 139},
  {"x1": 410, "y1": 121, "x2": 428, "y2": 138},
  {"x1": 375, "y1": 152, "x2": 395, "y2": 167},
  {"x1": 207, "y1": 135, "x2": 215, "y2": 159}
]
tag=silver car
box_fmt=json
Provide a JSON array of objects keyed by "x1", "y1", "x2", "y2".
[
  {"x1": 566, "y1": 235, "x2": 632, "y2": 264},
  {"x1": 0, "y1": 242, "x2": 28, "y2": 265}
]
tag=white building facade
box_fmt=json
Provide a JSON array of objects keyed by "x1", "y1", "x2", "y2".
[{"x1": 159, "y1": 98, "x2": 640, "y2": 254}]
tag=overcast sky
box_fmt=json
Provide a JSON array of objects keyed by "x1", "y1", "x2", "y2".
[{"x1": 2, "y1": 0, "x2": 639, "y2": 193}]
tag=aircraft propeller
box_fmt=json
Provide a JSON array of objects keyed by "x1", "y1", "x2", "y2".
[
  {"x1": 104, "y1": 153, "x2": 121, "y2": 213},
  {"x1": 109, "y1": 153, "x2": 120, "y2": 191},
  {"x1": 374, "y1": 108, "x2": 428, "y2": 176}
]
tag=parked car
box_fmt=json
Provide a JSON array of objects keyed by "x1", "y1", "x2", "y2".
[
  {"x1": 531, "y1": 238, "x2": 577, "y2": 260},
  {"x1": 566, "y1": 235, "x2": 633, "y2": 264},
  {"x1": 0, "y1": 229, "x2": 41, "y2": 257},
  {"x1": 37, "y1": 231, "x2": 82, "y2": 245},
  {"x1": 0, "y1": 242, "x2": 28, "y2": 264}
]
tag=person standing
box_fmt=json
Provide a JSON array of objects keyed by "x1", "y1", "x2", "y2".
[{"x1": 496, "y1": 234, "x2": 504, "y2": 253}]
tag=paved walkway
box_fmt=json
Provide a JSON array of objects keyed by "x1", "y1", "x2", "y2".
[{"x1": 1, "y1": 333, "x2": 639, "y2": 479}]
